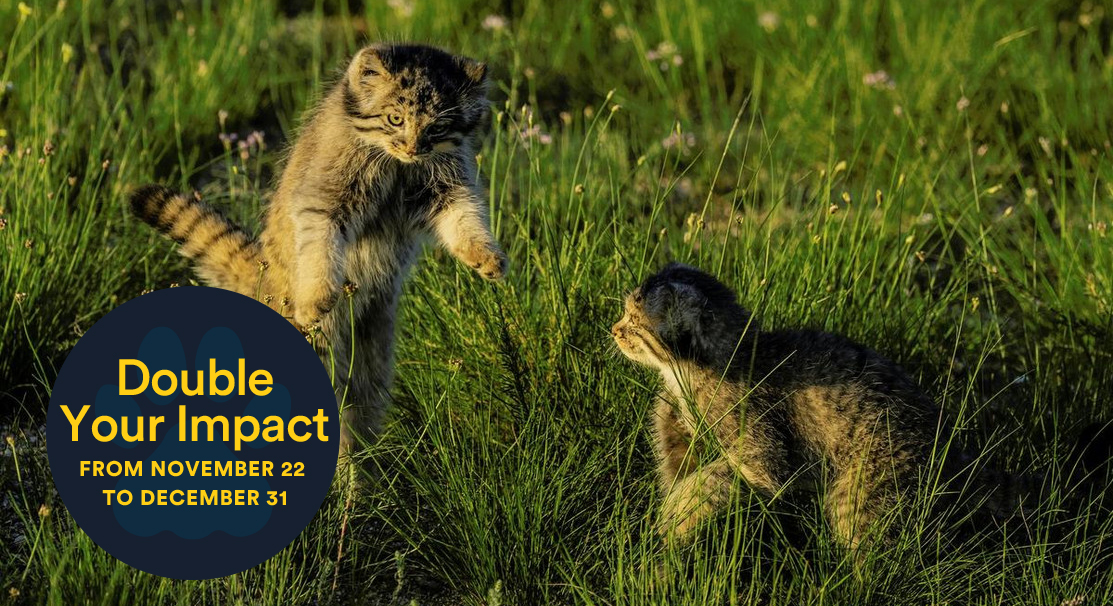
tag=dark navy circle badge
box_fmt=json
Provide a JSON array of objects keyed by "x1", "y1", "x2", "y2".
[{"x1": 47, "y1": 286, "x2": 338, "y2": 580}]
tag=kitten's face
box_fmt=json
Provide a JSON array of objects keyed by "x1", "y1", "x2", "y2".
[
  {"x1": 343, "y1": 44, "x2": 489, "y2": 163},
  {"x1": 612, "y1": 286, "x2": 685, "y2": 368},
  {"x1": 612, "y1": 264, "x2": 744, "y2": 368}
]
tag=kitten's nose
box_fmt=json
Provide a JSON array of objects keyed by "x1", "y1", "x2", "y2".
[{"x1": 611, "y1": 322, "x2": 622, "y2": 337}]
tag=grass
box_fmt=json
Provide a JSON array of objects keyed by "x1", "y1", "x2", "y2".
[{"x1": 2, "y1": 0, "x2": 1113, "y2": 603}]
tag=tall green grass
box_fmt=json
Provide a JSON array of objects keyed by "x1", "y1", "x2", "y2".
[{"x1": 2, "y1": 0, "x2": 1111, "y2": 603}]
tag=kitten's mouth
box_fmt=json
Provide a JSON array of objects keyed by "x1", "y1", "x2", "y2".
[
  {"x1": 611, "y1": 323, "x2": 637, "y2": 359},
  {"x1": 613, "y1": 336, "x2": 633, "y2": 358},
  {"x1": 387, "y1": 146, "x2": 430, "y2": 163},
  {"x1": 390, "y1": 151, "x2": 421, "y2": 163}
]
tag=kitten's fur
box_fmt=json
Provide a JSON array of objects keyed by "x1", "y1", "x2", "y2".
[
  {"x1": 131, "y1": 44, "x2": 507, "y2": 458},
  {"x1": 613, "y1": 263, "x2": 1107, "y2": 556}
]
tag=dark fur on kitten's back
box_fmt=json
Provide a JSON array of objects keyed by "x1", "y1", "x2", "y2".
[{"x1": 613, "y1": 263, "x2": 1108, "y2": 558}]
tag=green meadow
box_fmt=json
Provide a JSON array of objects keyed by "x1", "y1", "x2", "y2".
[{"x1": 2, "y1": 0, "x2": 1112, "y2": 603}]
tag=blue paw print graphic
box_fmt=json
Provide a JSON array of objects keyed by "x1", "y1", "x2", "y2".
[{"x1": 97, "y1": 327, "x2": 290, "y2": 540}]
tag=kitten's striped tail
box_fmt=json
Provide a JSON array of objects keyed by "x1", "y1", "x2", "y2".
[{"x1": 130, "y1": 185, "x2": 262, "y2": 295}]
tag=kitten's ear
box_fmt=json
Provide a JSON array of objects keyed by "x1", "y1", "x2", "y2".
[
  {"x1": 459, "y1": 58, "x2": 489, "y2": 87},
  {"x1": 348, "y1": 47, "x2": 388, "y2": 86}
]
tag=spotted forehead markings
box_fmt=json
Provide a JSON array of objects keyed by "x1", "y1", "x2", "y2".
[{"x1": 415, "y1": 84, "x2": 438, "y2": 107}]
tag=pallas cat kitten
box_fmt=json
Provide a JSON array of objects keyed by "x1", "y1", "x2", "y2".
[
  {"x1": 131, "y1": 44, "x2": 507, "y2": 459},
  {"x1": 612, "y1": 263, "x2": 1106, "y2": 556}
]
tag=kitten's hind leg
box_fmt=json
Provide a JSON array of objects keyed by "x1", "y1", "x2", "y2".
[
  {"x1": 324, "y1": 284, "x2": 397, "y2": 481},
  {"x1": 657, "y1": 417, "x2": 789, "y2": 540},
  {"x1": 825, "y1": 466, "x2": 874, "y2": 554},
  {"x1": 336, "y1": 375, "x2": 390, "y2": 470},
  {"x1": 824, "y1": 457, "x2": 910, "y2": 564},
  {"x1": 653, "y1": 396, "x2": 698, "y2": 493}
]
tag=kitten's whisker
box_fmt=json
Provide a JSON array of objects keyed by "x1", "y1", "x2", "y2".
[{"x1": 432, "y1": 105, "x2": 463, "y2": 121}]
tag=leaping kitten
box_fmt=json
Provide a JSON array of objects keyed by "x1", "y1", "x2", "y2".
[
  {"x1": 613, "y1": 263, "x2": 1109, "y2": 559},
  {"x1": 131, "y1": 44, "x2": 508, "y2": 459}
]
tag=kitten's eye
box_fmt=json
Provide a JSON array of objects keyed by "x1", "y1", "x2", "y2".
[
  {"x1": 426, "y1": 123, "x2": 448, "y2": 137},
  {"x1": 386, "y1": 114, "x2": 404, "y2": 127}
]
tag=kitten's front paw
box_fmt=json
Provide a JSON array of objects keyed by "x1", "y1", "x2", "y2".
[
  {"x1": 670, "y1": 512, "x2": 702, "y2": 537},
  {"x1": 293, "y1": 315, "x2": 321, "y2": 337},
  {"x1": 460, "y1": 245, "x2": 508, "y2": 281},
  {"x1": 657, "y1": 511, "x2": 701, "y2": 540},
  {"x1": 293, "y1": 307, "x2": 316, "y2": 329},
  {"x1": 294, "y1": 294, "x2": 335, "y2": 329},
  {"x1": 658, "y1": 489, "x2": 706, "y2": 539},
  {"x1": 293, "y1": 314, "x2": 311, "y2": 331},
  {"x1": 293, "y1": 305, "x2": 329, "y2": 331}
]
